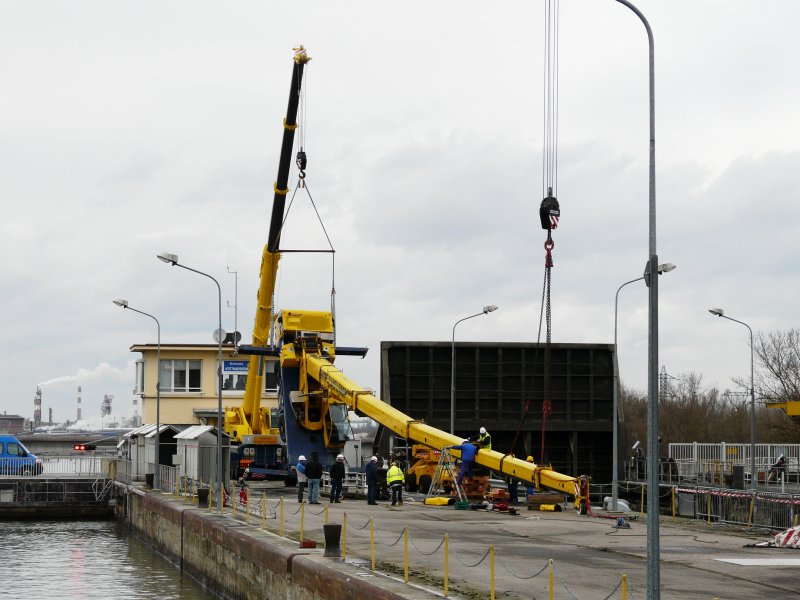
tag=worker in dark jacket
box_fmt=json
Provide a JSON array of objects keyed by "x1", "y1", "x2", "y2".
[
  {"x1": 365, "y1": 455, "x2": 379, "y2": 505},
  {"x1": 304, "y1": 452, "x2": 323, "y2": 504},
  {"x1": 452, "y1": 440, "x2": 477, "y2": 485},
  {"x1": 329, "y1": 454, "x2": 345, "y2": 503}
]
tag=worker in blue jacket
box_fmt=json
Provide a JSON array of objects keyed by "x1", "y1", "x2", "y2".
[{"x1": 452, "y1": 440, "x2": 477, "y2": 485}]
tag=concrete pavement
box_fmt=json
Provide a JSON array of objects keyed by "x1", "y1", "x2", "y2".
[{"x1": 241, "y1": 482, "x2": 799, "y2": 599}]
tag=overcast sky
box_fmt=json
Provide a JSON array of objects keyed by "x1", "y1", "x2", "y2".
[{"x1": 2, "y1": 1, "x2": 798, "y2": 425}]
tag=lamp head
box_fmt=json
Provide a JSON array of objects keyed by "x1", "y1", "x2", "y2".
[
  {"x1": 483, "y1": 305, "x2": 499, "y2": 314},
  {"x1": 113, "y1": 299, "x2": 129, "y2": 308},
  {"x1": 709, "y1": 308, "x2": 724, "y2": 317},
  {"x1": 657, "y1": 262, "x2": 677, "y2": 274},
  {"x1": 157, "y1": 252, "x2": 179, "y2": 265}
]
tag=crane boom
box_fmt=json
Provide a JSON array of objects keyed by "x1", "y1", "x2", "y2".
[
  {"x1": 270, "y1": 310, "x2": 589, "y2": 511},
  {"x1": 224, "y1": 47, "x2": 311, "y2": 442}
]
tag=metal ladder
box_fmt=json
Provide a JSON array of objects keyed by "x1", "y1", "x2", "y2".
[{"x1": 426, "y1": 447, "x2": 467, "y2": 503}]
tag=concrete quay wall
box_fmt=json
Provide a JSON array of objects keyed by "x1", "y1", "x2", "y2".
[{"x1": 124, "y1": 489, "x2": 435, "y2": 600}]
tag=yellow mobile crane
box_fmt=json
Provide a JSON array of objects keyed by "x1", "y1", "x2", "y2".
[
  {"x1": 236, "y1": 47, "x2": 589, "y2": 511},
  {"x1": 223, "y1": 46, "x2": 310, "y2": 444}
]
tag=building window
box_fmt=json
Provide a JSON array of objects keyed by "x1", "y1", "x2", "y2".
[
  {"x1": 159, "y1": 360, "x2": 201, "y2": 392},
  {"x1": 135, "y1": 360, "x2": 145, "y2": 395},
  {"x1": 264, "y1": 360, "x2": 278, "y2": 392}
]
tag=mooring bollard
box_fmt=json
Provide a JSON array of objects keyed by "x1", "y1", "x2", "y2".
[{"x1": 323, "y1": 523, "x2": 342, "y2": 557}]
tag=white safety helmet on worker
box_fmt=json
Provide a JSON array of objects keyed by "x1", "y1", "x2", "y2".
[
  {"x1": 479, "y1": 427, "x2": 487, "y2": 434},
  {"x1": 370, "y1": 456, "x2": 378, "y2": 462},
  {"x1": 298, "y1": 455, "x2": 306, "y2": 461},
  {"x1": 336, "y1": 454, "x2": 344, "y2": 460}
]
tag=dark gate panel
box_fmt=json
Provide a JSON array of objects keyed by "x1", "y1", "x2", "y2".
[{"x1": 380, "y1": 341, "x2": 615, "y2": 483}]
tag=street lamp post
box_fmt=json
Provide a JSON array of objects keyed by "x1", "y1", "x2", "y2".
[
  {"x1": 608, "y1": 2, "x2": 660, "y2": 597},
  {"x1": 113, "y1": 299, "x2": 161, "y2": 488},
  {"x1": 450, "y1": 305, "x2": 498, "y2": 435},
  {"x1": 158, "y1": 252, "x2": 225, "y2": 508},
  {"x1": 612, "y1": 263, "x2": 675, "y2": 512},
  {"x1": 708, "y1": 308, "x2": 756, "y2": 486}
]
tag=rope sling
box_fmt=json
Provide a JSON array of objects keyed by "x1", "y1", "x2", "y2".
[{"x1": 508, "y1": 0, "x2": 561, "y2": 466}]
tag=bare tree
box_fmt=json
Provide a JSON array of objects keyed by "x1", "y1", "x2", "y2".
[{"x1": 751, "y1": 329, "x2": 800, "y2": 402}]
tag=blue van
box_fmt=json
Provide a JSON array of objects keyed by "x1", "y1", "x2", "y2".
[{"x1": 0, "y1": 434, "x2": 43, "y2": 476}]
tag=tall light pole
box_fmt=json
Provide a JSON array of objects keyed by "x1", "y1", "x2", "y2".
[
  {"x1": 450, "y1": 305, "x2": 498, "y2": 435},
  {"x1": 609, "y1": 2, "x2": 660, "y2": 597},
  {"x1": 158, "y1": 252, "x2": 225, "y2": 507},
  {"x1": 708, "y1": 308, "x2": 756, "y2": 485},
  {"x1": 227, "y1": 266, "x2": 238, "y2": 350},
  {"x1": 113, "y1": 299, "x2": 161, "y2": 488},
  {"x1": 612, "y1": 263, "x2": 675, "y2": 512}
]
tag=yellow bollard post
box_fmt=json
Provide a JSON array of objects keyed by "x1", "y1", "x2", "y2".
[
  {"x1": 300, "y1": 502, "x2": 306, "y2": 542},
  {"x1": 404, "y1": 527, "x2": 409, "y2": 584},
  {"x1": 749, "y1": 496, "x2": 755, "y2": 527},
  {"x1": 794, "y1": 512, "x2": 798, "y2": 527},
  {"x1": 370, "y1": 518, "x2": 375, "y2": 571},
  {"x1": 262, "y1": 493, "x2": 266, "y2": 529},
  {"x1": 640, "y1": 485, "x2": 645, "y2": 516},
  {"x1": 279, "y1": 498, "x2": 285, "y2": 537},
  {"x1": 343, "y1": 513, "x2": 348, "y2": 560},
  {"x1": 672, "y1": 486, "x2": 676, "y2": 519},
  {"x1": 325, "y1": 504, "x2": 329, "y2": 525},
  {"x1": 622, "y1": 574, "x2": 628, "y2": 600},
  {"x1": 490, "y1": 545, "x2": 495, "y2": 600},
  {"x1": 443, "y1": 533, "x2": 449, "y2": 598},
  {"x1": 549, "y1": 559, "x2": 554, "y2": 600}
]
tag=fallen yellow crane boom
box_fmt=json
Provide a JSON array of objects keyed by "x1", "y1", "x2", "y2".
[{"x1": 306, "y1": 354, "x2": 584, "y2": 500}]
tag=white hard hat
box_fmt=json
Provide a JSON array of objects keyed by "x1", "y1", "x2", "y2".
[
  {"x1": 479, "y1": 427, "x2": 487, "y2": 434},
  {"x1": 370, "y1": 456, "x2": 378, "y2": 462},
  {"x1": 298, "y1": 455, "x2": 306, "y2": 461},
  {"x1": 463, "y1": 440, "x2": 470, "y2": 444},
  {"x1": 337, "y1": 454, "x2": 344, "y2": 460}
]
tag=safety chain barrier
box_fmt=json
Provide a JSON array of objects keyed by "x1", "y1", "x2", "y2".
[{"x1": 168, "y1": 489, "x2": 637, "y2": 599}]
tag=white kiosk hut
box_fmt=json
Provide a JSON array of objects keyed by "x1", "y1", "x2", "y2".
[{"x1": 175, "y1": 425, "x2": 230, "y2": 487}]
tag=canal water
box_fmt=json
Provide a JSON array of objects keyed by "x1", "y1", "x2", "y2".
[{"x1": 0, "y1": 519, "x2": 218, "y2": 599}]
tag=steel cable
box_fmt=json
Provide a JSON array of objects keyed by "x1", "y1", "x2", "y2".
[
  {"x1": 494, "y1": 555, "x2": 550, "y2": 580},
  {"x1": 446, "y1": 541, "x2": 491, "y2": 569},
  {"x1": 552, "y1": 561, "x2": 580, "y2": 600},
  {"x1": 600, "y1": 577, "x2": 623, "y2": 600},
  {"x1": 344, "y1": 514, "x2": 371, "y2": 530},
  {"x1": 407, "y1": 534, "x2": 446, "y2": 556},
  {"x1": 373, "y1": 526, "x2": 405, "y2": 548}
]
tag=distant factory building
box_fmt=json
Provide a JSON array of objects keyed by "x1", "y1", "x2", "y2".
[{"x1": 0, "y1": 413, "x2": 26, "y2": 434}]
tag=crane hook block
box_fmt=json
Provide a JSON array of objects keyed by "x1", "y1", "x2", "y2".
[
  {"x1": 296, "y1": 150, "x2": 307, "y2": 172},
  {"x1": 539, "y1": 194, "x2": 560, "y2": 230}
]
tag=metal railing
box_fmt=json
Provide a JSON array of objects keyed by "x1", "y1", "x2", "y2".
[
  {"x1": 676, "y1": 485, "x2": 800, "y2": 530},
  {"x1": 0, "y1": 478, "x2": 114, "y2": 504}
]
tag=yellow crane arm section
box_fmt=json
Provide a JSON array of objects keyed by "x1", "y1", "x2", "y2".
[
  {"x1": 242, "y1": 249, "x2": 281, "y2": 421},
  {"x1": 225, "y1": 249, "x2": 280, "y2": 438},
  {"x1": 305, "y1": 354, "x2": 583, "y2": 499}
]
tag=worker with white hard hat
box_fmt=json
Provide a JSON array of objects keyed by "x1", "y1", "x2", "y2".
[
  {"x1": 295, "y1": 455, "x2": 308, "y2": 503},
  {"x1": 470, "y1": 426, "x2": 492, "y2": 451}
]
